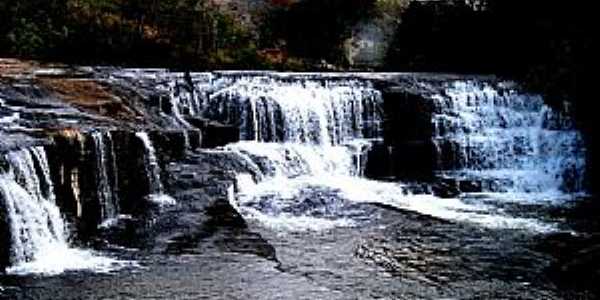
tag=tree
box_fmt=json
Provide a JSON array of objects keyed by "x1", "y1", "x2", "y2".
[{"x1": 262, "y1": 0, "x2": 377, "y2": 63}]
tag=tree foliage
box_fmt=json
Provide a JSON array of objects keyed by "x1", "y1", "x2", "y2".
[
  {"x1": 0, "y1": 0, "x2": 260, "y2": 68},
  {"x1": 262, "y1": 0, "x2": 377, "y2": 64}
]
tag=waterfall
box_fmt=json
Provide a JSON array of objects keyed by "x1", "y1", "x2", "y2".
[
  {"x1": 2, "y1": 147, "x2": 66, "y2": 266},
  {"x1": 135, "y1": 132, "x2": 163, "y2": 194},
  {"x1": 91, "y1": 132, "x2": 120, "y2": 221},
  {"x1": 227, "y1": 141, "x2": 555, "y2": 232},
  {"x1": 206, "y1": 78, "x2": 389, "y2": 230},
  {"x1": 152, "y1": 73, "x2": 215, "y2": 150},
  {"x1": 0, "y1": 147, "x2": 132, "y2": 275},
  {"x1": 135, "y1": 132, "x2": 176, "y2": 206},
  {"x1": 146, "y1": 73, "x2": 584, "y2": 231},
  {"x1": 431, "y1": 81, "x2": 586, "y2": 195},
  {"x1": 163, "y1": 75, "x2": 383, "y2": 145},
  {"x1": 225, "y1": 142, "x2": 361, "y2": 179},
  {"x1": 210, "y1": 77, "x2": 565, "y2": 233},
  {"x1": 209, "y1": 77, "x2": 383, "y2": 145}
]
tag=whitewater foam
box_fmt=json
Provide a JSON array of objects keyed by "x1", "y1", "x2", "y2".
[
  {"x1": 1, "y1": 147, "x2": 137, "y2": 276},
  {"x1": 147, "y1": 193, "x2": 177, "y2": 207},
  {"x1": 234, "y1": 173, "x2": 556, "y2": 233},
  {"x1": 5, "y1": 244, "x2": 138, "y2": 276}
]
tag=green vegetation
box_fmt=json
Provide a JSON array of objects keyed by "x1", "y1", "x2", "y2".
[
  {"x1": 0, "y1": 0, "x2": 265, "y2": 68},
  {"x1": 0, "y1": 0, "x2": 381, "y2": 70}
]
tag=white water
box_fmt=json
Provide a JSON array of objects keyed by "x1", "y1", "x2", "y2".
[
  {"x1": 152, "y1": 75, "x2": 584, "y2": 232},
  {"x1": 225, "y1": 141, "x2": 360, "y2": 178},
  {"x1": 432, "y1": 81, "x2": 586, "y2": 195},
  {"x1": 230, "y1": 144, "x2": 556, "y2": 233},
  {"x1": 98, "y1": 214, "x2": 135, "y2": 229},
  {"x1": 0, "y1": 112, "x2": 19, "y2": 125},
  {"x1": 135, "y1": 132, "x2": 176, "y2": 206},
  {"x1": 91, "y1": 132, "x2": 120, "y2": 221},
  {"x1": 210, "y1": 78, "x2": 586, "y2": 233},
  {"x1": 0, "y1": 147, "x2": 134, "y2": 275},
  {"x1": 164, "y1": 75, "x2": 383, "y2": 145}
]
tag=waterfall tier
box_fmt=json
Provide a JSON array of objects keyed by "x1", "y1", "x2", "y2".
[
  {"x1": 430, "y1": 81, "x2": 586, "y2": 194},
  {"x1": 2, "y1": 147, "x2": 65, "y2": 266},
  {"x1": 158, "y1": 75, "x2": 587, "y2": 233},
  {"x1": 0, "y1": 146, "x2": 132, "y2": 275},
  {"x1": 136, "y1": 132, "x2": 176, "y2": 206},
  {"x1": 91, "y1": 131, "x2": 120, "y2": 221},
  {"x1": 225, "y1": 141, "x2": 366, "y2": 179},
  {"x1": 163, "y1": 75, "x2": 383, "y2": 145}
]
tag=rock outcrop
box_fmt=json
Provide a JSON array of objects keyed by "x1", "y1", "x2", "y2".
[{"x1": 0, "y1": 62, "x2": 590, "y2": 273}]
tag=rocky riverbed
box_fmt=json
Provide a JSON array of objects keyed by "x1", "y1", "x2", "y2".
[{"x1": 1, "y1": 59, "x2": 597, "y2": 299}]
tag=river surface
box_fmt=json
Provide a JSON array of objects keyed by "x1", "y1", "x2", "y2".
[
  {"x1": 0, "y1": 187, "x2": 591, "y2": 300},
  {"x1": 0, "y1": 71, "x2": 592, "y2": 299}
]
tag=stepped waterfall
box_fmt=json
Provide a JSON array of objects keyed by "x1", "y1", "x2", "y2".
[
  {"x1": 161, "y1": 75, "x2": 584, "y2": 232},
  {"x1": 0, "y1": 71, "x2": 590, "y2": 299},
  {"x1": 432, "y1": 81, "x2": 586, "y2": 195}
]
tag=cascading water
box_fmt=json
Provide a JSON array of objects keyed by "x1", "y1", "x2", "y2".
[
  {"x1": 213, "y1": 77, "x2": 382, "y2": 144},
  {"x1": 431, "y1": 81, "x2": 586, "y2": 198},
  {"x1": 163, "y1": 75, "x2": 383, "y2": 145},
  {"x1": 91, "y1": 131, "x2": 120, "y2": 221},
  {"x1": 135, "y1": 132, "x2": 176, "y2": 206},
  {"x1": 0, "y1": 147, "x2": 132, "y2": 275},
  {"x1": 2, "y1": 147, "x2": 65, "y2": 266},
  {"x1": 199, "y1": 76, "x2": 565, "y2": 232}
]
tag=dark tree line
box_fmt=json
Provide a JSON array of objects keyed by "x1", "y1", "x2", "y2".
[
  {"x1": 386, "y1": 0, "x2": 595, "y2": 95},
  {"x1": 261, "y1": 0, "x2": 376, "y2": 65},
  {"x1": 0, "y1": 0, "x2": 380, "y2": 69},
  {"x1": 0, "y1": 0, "x2": 259, "y2": 68}
]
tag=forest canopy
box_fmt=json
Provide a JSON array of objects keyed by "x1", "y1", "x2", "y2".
[{"x1": 0, "y1": 0, "x2": 380, "y2": 69}]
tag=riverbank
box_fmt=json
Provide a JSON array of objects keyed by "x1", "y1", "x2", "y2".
[{"x1": 1, "y1": 59, "x2": 597, "y2": 299}]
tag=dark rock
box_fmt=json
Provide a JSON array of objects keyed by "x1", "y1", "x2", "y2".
[
  {"x1": 187, "y1": 129, "x2": 202, "y2": 150},
  {"x1": 0, "y1": 157, "x2": 8, "y2": 174},
  {"x1": 187, "y1": 118, "x2": 239, "y2": 148},
  {"x1": 432, "y1": 178, "x2": 461, "y2": 198},
  {"x1": 382, "y1": 89, "x2": 435, "y2": 144},
  {"x1": 437, "y1": 139, "x2": 466, "y2": 170},
  {"x1": 149, "y1": 130, "x2": 188, "y2": 161},
  {"x1": 459, "y1": 179, "x2": 483, "y2": 193},
  {"x1": 380, "y1": 89, "x2": 439, "y2": 181},
  {"x1": 364, "y1": 141, "x2": 394, "y2": 180},
  {"x1": 46, "y1": 128, "x2": 121, "y2": 236},
  {"x1": 537, "y1": 232, "x2": 600, "y2": 295},
  {"x1": 46, "y1": 129, "x2": 86, "y2": 220},
  {"x1": 394, "y1": 141, "x2": 438, "y2": 181},
  {"x1": 205, "y1": 199, "x2": 247, "y2": 229},
  {"x1": 111, "y1": 130, "x2": 152, "y2": 215}
]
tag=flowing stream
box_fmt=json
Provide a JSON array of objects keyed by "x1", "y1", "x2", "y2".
[
  {"x1": 0, "y1": 72, "x2": 589, "y2": 299},
  {"x1": 0, "y1": 147, "x2": 132, "y2": 275},
  {"x1": 202, "y1": 77, "x2": 586, "y2": 233}
]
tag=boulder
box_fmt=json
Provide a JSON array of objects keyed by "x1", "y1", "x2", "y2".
[
  {"x1": 187, "y1": 118, "x2": 240, "y2": 148},
  {"x1": 432, "y1": 178, "x2": 461, "y2": 198}
]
